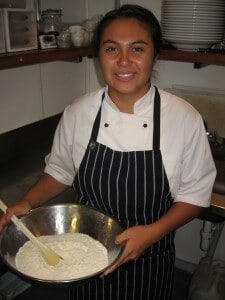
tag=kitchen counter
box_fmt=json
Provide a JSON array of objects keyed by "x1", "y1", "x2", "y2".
[{"x1": 210, "y1": 193, "x2": 225, "y2": 219}]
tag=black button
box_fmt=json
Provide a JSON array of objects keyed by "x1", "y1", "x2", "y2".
[
  {"x1": 104, "y1": 123, "x2": 109, "y2": 127},
  {"x1": 143, "y1": 123, "x2": 148, "y2": 128},
  {"x1": 89, "y1": 141, "x2": 96, "y2": 150}
]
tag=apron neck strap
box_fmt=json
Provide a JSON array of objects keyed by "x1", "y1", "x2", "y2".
[
  {"x1": 153, "y1": 86, "x2": 161, "y2": 150},
  {"x1": 89, "y1": 92, "x2": 105, "y2": 143}
]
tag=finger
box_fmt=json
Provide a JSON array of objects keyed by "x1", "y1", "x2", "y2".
[
  {"x1": 103, "y1": 258, "x2": 123, "y2": 276},
  {"x1": 102, "y1": 246, "x2": 132, "y2": 276},
  {"x1": 115, "y1": 232, "x2": 128, "y2": 244},
  {"x1": 0, "y1": 217, "x2": 8, "y2": 232},
  {"x1": 5, "y1": 210, "x2": 13, "y2": 221}
]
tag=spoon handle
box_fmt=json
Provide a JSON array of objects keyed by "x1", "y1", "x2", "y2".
[
  {"x1": 0, "y1": 199, "x2": 40, "y2": 246},
  {"x1": 0, "y1": 199, "x2": 62, "y2": 266}
]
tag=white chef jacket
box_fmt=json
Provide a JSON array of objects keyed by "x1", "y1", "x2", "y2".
[{"x1": 45, "y1": 85, "x2": 216, "y2": 207}]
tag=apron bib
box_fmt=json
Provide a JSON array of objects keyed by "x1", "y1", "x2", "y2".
[{"x1": 72, "y1": 87, "x2": 175, "y2": 300}]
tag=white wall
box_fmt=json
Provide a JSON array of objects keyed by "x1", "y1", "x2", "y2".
[
  {"x1": 39, "y1": 0, "x2": 86, "y2": 22},
  {"x1": 40, "y1": 60, "x2": 86, "y2": 118},
  {"x1": 0, "y1": 65, "x2": 42, "y2": 133}
]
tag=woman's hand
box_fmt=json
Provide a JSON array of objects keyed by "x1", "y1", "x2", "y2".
[
  {"x1": 103, "y1": 224, "x2": 159, "y2": 276},
  {"x1": 103, "y1": 202, "x2": 203, "y2": 276},
  {"x1": 0, "y1": 201, "x2": 31, "y2": 232}
]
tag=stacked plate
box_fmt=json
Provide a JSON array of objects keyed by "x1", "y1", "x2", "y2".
[{"x1": 161, "y1": 0, "x2": 225, "y2": 51}]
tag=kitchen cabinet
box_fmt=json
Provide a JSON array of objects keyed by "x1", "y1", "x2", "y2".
[
  {"x1": 0, "y1": 47, "x2": 225, "y2": 70},
  {"x1": 0, "y1": 65, "x2": 43, "y2": 134},
  {"x1": 41, "y1": 59, "x2": 87, "y2": 118},
  {"x1": 0, "y1": 58, "x2": 87, "y2": 134}
]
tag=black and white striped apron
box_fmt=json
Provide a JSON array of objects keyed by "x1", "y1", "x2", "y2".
[{"x1": 72, "y1": 87, "x2": 175, "y2": 300}]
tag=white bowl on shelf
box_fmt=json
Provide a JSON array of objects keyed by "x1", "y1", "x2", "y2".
[
  {"x1": 71, "y1": 33, "x2": 84, "y2": 47},
  {"x1": 69, "y1": 25, "x2": 84, "y2": 34},
  {"x1": 70, "y1": 30, "x2": 90, "y2": 47}
]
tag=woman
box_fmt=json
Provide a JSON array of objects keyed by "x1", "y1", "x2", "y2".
[{"x1": 0, "y1": 5, "x2": 216, "y2": 300}]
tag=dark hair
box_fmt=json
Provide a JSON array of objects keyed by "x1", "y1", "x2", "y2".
[{"x1": 92, "y1": 4, "x2": 162, "y2": 57}]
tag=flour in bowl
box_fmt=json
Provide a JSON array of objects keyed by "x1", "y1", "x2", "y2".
[{"x1": 15, "y1": 233, "x2": 108, "y2": 280}]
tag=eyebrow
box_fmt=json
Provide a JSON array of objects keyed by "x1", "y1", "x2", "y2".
[{"x1": 101, "y1": 40, "x2": 149, "y2": 45}]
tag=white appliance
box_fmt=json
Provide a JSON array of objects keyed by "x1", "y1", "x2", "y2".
[{"x1": 3, "y1": 8, "x2": 37, "y2": 52}]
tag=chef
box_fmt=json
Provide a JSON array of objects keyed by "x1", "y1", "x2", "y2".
[{"x1": 0, "y1": 4, "x2": 216, "y2": 300}]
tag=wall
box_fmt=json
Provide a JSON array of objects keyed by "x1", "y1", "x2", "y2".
[{"x1": 39, "y1": 0, "x2": 86, "y2": 23}]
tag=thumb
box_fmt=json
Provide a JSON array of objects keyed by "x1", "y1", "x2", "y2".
[{"x1": 115, "y1": 232, "x2": 127, "y2": 245}]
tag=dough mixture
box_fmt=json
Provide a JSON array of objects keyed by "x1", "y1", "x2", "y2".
[{"x1": 15, "y1": 233, "x2": 108, "y2": 280}]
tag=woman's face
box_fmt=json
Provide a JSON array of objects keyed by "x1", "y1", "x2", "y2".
[{"x1": 99, "y1": 18, "x2": 156, "y2": 103}]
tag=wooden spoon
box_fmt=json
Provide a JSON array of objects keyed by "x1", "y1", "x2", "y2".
[{"x1": 0, "y1": 199, "x2": 62, "y2": 266}]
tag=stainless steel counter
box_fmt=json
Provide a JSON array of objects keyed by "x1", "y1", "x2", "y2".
[{"x1": 210, "y1": 193, "x2": 225, "y2": 218}]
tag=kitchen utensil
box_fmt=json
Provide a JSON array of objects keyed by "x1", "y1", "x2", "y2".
[
  {"x1": 0, "y1": 203, "x2": 123, "y2": 285},
  {"x1": 56, "y1": 30, "x2": 71, "y2": 48},
  {"x1": 69, "y1": 24, "x2": 91, "y2": 47},
  {"x1": 39, "y1": 8, "x2": 63, "y2": 35},
  {"x1": 0, "y1": 199, "x2": 62, "y2": 266}
]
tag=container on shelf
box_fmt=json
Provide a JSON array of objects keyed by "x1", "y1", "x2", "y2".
[
  {"x1": 39, "y1": 8, "x2": 63, "y2": 36},
  {"x1": 3, "y1": 8, "x2": 38, "y2": 52}
]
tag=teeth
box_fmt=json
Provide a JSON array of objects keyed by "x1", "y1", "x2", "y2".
[{"x1": 117, "y1": 73, "x2": 132, "y2": 77}]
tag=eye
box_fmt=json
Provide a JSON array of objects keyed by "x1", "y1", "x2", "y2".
[
  {"x1": 132, "y1": 47, "x2": 144, "y2": 53},
  {"x1": 105, "y1": 46, "x2": 118, "y2": 53}
]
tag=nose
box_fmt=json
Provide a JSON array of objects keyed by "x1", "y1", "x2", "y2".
[{"x1": 117, "y1": 49, "x2": 131, "y2": 66}]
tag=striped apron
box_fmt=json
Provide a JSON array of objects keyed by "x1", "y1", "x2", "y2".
[{"x1": 72, "y1": 87, "x2": 175, "y2": 300}]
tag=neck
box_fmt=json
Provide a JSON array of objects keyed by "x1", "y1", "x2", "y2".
[
  {"x1": 111, "y1": 96, "x2": 136, "y2": 113},
  {"x1": 108, "y1": 85, "x2": 151, "y2": 114}
]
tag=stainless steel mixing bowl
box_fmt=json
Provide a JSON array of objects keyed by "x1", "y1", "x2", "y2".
[{"x1": 0, "y1": 204, "x2": 123, "y2": 285}]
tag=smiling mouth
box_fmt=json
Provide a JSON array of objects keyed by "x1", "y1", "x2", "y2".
[{"x1": 115, "y1": 73, "x2": 135, "y2": 81}]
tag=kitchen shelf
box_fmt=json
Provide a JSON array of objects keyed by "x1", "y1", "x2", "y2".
[
  {"x1": 0, "y1": 47, "x2": 225, "y2": 70},
  {"x1": 159, "y1": 49, "x2": 225, "y2": 67},
  {"x1": 0, "y1": 46, "x2": 94, "y2": 70}
]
